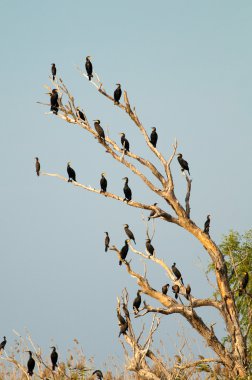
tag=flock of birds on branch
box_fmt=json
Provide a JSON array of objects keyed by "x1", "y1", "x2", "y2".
[{"x1": 27, "y1": 57, "x2": 251, "y2": 374}]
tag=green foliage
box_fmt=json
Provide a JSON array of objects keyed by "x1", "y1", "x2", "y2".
[{"x1": 210, "y1": 230, "x2": 252, "y2": 365}]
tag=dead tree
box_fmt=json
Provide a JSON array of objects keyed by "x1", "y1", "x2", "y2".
[{"x1": 38, "y1": 65, "x2": 250, "y2": 378}]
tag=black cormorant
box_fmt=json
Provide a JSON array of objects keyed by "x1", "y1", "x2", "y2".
[
  {"x1": 85, "y1": 56, "x2": 93, "y2": 81},
  {"x1": 67, "y1": 162, "x2": 76, "y2": 182},
  {"x1": 35, "y1": 157, "x2": 40, "y2": 176},
  {"x1": 51, "y1": 63, "x2": 56, "y2": 81},
  {"x1": 239, "y1": 272, "x2": 249, "y2": 296},
  {"x1": 204, "y1": 215, "x2": 211, "y2": 235},
  {"x1": 162, "y1": 284, "x2": 169, "y2": 295},
  {"x1": 172, "y1": 263, "x2": 184, "y2": 284},
  {"x1": 122, "y1": 177, "x2": 132, "y2": 201},
  {"x1": 146, "y1": 239, "x2": 155, "y2": 256},
  {"x1": 49, "y1": 89, "x2": 59, "y2": 115},
  {"x1": 114, "y1": 84, "x2": 122, "y2": 104},
  {"x1": 118, "y1": 321, "x2": 128, "y2": 337},
  {"x1": 177, "y1": 153, "x2": 190, "y2": 175},
  {"x1": 186, "y1": 284, "x2": 191, "y2": 300},
  {"x1": 119, "y1": 240, "x2": 129, "y2": 265},
  {"x1": 27, "y1": 351, "x2": 35, "y2": 376},
  {"x1": 92, "y1": 369, "x2": 103, "y2": 379},
  {"x1": 124, "y1": 224, "x2": 136, "y2": 244},
  {"x1": 148, "y1": 203, "x2": 158, "y2": 221},
  {"x1": 100, "y1": 173, "x2": 107, "y2": 192},
  {"x1": 104, "y1": 232, "x2": 110, "y2": 252},
  {"x1": 150, "y1": 127, "x2": 158, "y2": 148},
  {"x1": 50, "y1": 346, "x2": 58, "y2": 371},
  {"x1": 120, "y1": 133, "x2": 130, "y2": 152},
  {"x1": 133, "y1": 290, "x2": 142, "y2": 314},
  {"x1": 94, "y1": 120, "x2": 105, "y2": 140},
  {"x1": 0, "y1": 337, "x2": 6, "y2": 351},
  {"x1": 76, "y1": 107, "x2": 85, "y2": 121},
  {"x1": 172, "y1": 285, "x2": 180, "y2": 299}
]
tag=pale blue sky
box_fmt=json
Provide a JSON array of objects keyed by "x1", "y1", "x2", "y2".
[{"x1": 0, "y1": 0, "x2": 251, "y2": 370}]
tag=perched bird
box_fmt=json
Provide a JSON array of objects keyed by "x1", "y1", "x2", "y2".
[
  {"x1": 146, "y1": 238, "x2": 155, "y2": 256},
  {"x1": 51, "y1": 63, "x2": 56, "y2": 81},
  {"x1": 119, "y1": 240, "x2": 129, "y2": 265},
  {"x1": 148, "y1": 203, "x2": 158, "y2": 221},
  {"x1": 104, "y1": 232, "x2": 110, "y2": 252},
  {"x1": 76, "y1": 107, "x2": 85, "y2": 121},
  {"x1": 204, "y1": 215, "x2": 211, "y2": 235},
  {"x1": 93, "y1": 120, "x2": 105, "y2": 140},
  {"x1": 92, "y1": 369, "x2": 103, "y2": 379},
  {"x1": 0, "y1": 337, "x2": 7, "y2": 351},
  {"x1": 124, "y1": 224, "x2": 136, "y2": 244},
  {"x1": 150, "y1": 127, "x2": 158, "y2": 148},
  {"x1": 177, "y1": 153, "x2": 190, "y2": 175},
  {"x1": 120, "y1": 133, "x2": 130, "y2": 152},
  {"x1": 67, "y1": 162, "x2": 76, "y2": 182},
  {"x1": 133, "y1": 290, "x2": 142, "y2": 314},
  {"x1": 239, "y1": 272, "x2": 249, "y2": 296},
  {"x1": 172, "y1": 263, "x2": 184, "y2": 285},
  {"x1": 100, "y1": 173, "x2": 107, "y2": 192},
  {"x1": 122, "y1": 177, "x2": 132, "y2": 201},
  {"x1": 35, "y1": 157, "x2": 40, "y2": 176},
  {"x1": 118, "y1": 321, "x2": 128, "y2": 337},
  {"x1": 162, "y1": 284, "x2": 170, "y2": 295},
  {"x1": 50, "y1": 89, "x2": 59, "y2": 115},
  {"x1": 117, "y1": 311, "x2": 126, "y2": 326},
  {"x1": 85, "y1": 56, "x2": 93, "y2": 81},
  {"x1": 172, "y1": 284, "x2": 180, "y2": 299},
  {"x1": 50, "y1": 346, "x2": 58, "y2": 371},
  {"x1": 186, "y1": 284, "x2": 191, "y2": 300},
  {"x1": 114, "y1": 84, "x2": 122, "y2": 104},
  {"x1": 27, "y1": 351, "x2": 35, "y2": 376}
]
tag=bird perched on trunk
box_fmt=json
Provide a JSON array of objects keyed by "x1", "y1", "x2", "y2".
[
  {"x1": 35, "y1": 157, "x2": 40, "y2": 176},
  {"x1": 148, "y1": 203, "x2": 158, "y2": 221},
  {"x1": 239, "y1": 272, "x2": 249, "y2": 296},
  {"x1": 27, "y1": 351, "x2": 35, "y2": 376},
  {"x1": 104, "y1": 232, "x2": 110, "y2": 252},
  {"x1": 85, "y1": 56, "x2": 93, "y2": 81},
  {"x1": 150, "y1": 127, "x2": 158, "y2": 148},
  {"x1": 172, "y1": 284, "x2": 180, "y2": 299},
  {"x1": 118, "y1": 321, "x2": 128, "y2": 337},
  {"x1": 162, "y1": 284, "x2": 169, "y2": 295},
  {"x1": 114, "y1": 83, "x2": 122, "y2": 104},
  {"x1": 186, "y1": 284, "x2": 191, "y2": 300},
  {"x1": 76, "y1": 107, "x2": 85, "y2": 121},
  {"x1": 177, "y1": 153, "x2": 190, "y2": 175},
  {"x1": 50, "y1": 346, "x2": 58, "y2": 371},
  {"x1": 94, "y1": 120, "x2": 105, "y2": 140},
  {"x1": 119, "y1": 240, "x2": 129, "y2": 265},
  {"x1": 51, "y1": 63, "x2": 56, "y2": 81},
  {"x1": 124, "y1": 224, "x2": 136, "y2": 244},
  {"x1": 0, "y1": 337, "x2": 7, "y2": 351},
  {"x1": 172, "y1": 263, "x2": 184, "y2": 284},
  {"x1": 133, "y1": 290, "x2": 142, "y2": 314},
  {"x1": 49, "y1": 89, "x2": 59, "y2": 115},
  {"x1": 204, "y1": 215, "x2": 211, "y2": 235},
  {"x1": 100, "y1": 173, "x2": 107, "y2": 192},
  {"x1": 122, "y1": 177, "x2": 132, "y2": 201},
  {"x1": 92, "y1": 369, "x2": 103, "y2": 379},
  {"x1": 146, "y1": 238, "x2": 155, "y2": 256},
  {"x1": 67, "y1": 162, "x2": 76, "y2": 182},
  {"x1": 120, "y1": 133, "x2": 130, "y2": 152}
]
